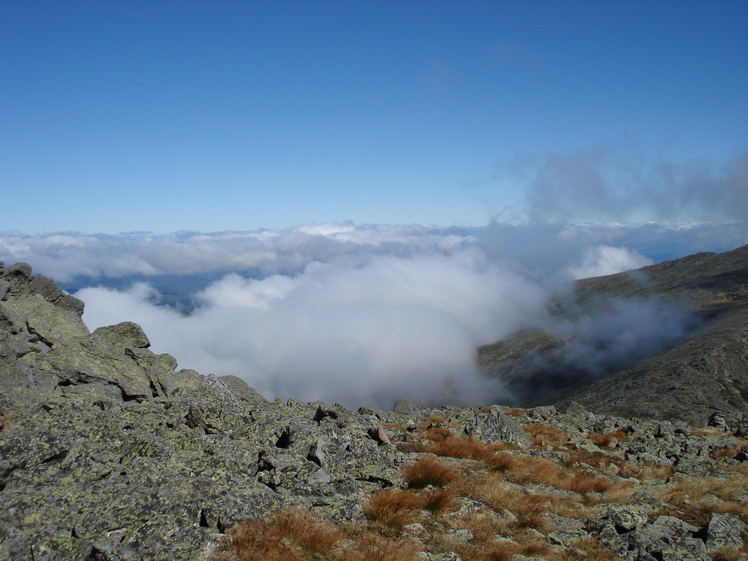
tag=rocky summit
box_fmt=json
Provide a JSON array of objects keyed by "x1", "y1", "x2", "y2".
[{"x1": 1, "y1": 260, "x2": 747, "y2": 560}]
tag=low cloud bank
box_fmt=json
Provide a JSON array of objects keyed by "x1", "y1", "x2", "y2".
[
  {"x1": 1, "y1": 221, "x2": 744, "y2": 286},
  {"x1": 77, "y1": 252, "x2": 548, "y2": 408},
  {"x1": 551, "y1": 298, "x2": 697, "y2": 377},
  {"x1": 3, "y1": 221, "x2": 744, "y2": 408}
]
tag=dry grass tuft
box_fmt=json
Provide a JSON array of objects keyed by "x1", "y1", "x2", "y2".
[
  {"x1": 213, "y1": 508, "x2": 344, "y2": 561},
  {"x1": 522, "y1": 423, "x2": 570, "y2": 448},
  {"x1": 419, "y1": 415, "x2": 446, "y2": 430},
  {"x1": 420, "y1": 487, "x2": 459, "y2": 514},
  {"x1": 420, "y1": 426, "x2": 455, "y2": 443},
  {"x1": 556, "y1": 537, "x2": 625, "y2": 560},
  {"x1": 403, "y1": 455, "x2": 460, "y2": 489},
  {"x1": 690, "y1": 427, "x2": 730, "y2": 436},
  {"x1": 617, "y1": 461, "x2": 672, "y2": 481},
  {"x1": 506, "y1": 408, "x2": 530, "y2": 417},
  {"x1": 712, "y1": 545, "x2": 748, "y2": 561},
  {"x1": 588, "y1": 430, "x2": 629, "y2": 448},
  {"x1": 363, "y1": 489, "x2": 426, "y2": 529},
  {"x1": 0, "y1": 410, "x2": 14, "y2": 432},
  {"x1": 654, "y1": 475, "x2": 748, "y2": 526},
  {"x1": 425, "y1": 434, "x2": 504, "y2": 460},
  {"x1": 339, "y1": 531, "x2": 422, "y2": 561},
  {"x1": 483, "y1": 452, "x2": 614, "y2": 498},
  {"x1": 710, "y1": 445, "x2": 747, "y2": 459}
]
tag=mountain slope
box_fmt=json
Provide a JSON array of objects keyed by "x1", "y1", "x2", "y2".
[{"x1": 478, "y1": 244, "x2": 748, "y2": 426}]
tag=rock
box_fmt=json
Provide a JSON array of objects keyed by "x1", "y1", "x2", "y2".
[
  {"x1": 707, "y1": 410, "x2": 729, "y2": 431},
  {"x1": 368, "y1": 426, "x2": 391, "y2": 445},
  {"x1": 394, "y1": 398, "x2": 414, "y2": 414},
  {"x1": 2, "y1": 260, "x2": 747, "y2": 561},
  {"x1": 704, "y1": 512, "x2": 748, "y2": 553},
  {"x1": 462, "y1": 406, "x2": 531, "y2": 448}
]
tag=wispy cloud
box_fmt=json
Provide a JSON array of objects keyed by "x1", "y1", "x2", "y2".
[{"x1": 491, "y1": 147, "x2": 748, "y2": 224}]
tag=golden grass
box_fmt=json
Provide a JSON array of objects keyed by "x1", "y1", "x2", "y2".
[
  {"x1": 419, "y1": 415, "x2": 446, "y2": 430},
  {"x1": 506, "y1": 408, "x2": 531, "y2": 417},
  {"x1": 338, "y1": 531, "x2": 422, "y2": 561},
  {"x1": 653, "y1": 474, "x2": 748, "y2": 526},
  {"x1": 213, "y1": 420, "x2": 746, "y2": 561},
  {"x1": 712, "y1": 545, "x2": 748, "y2": 561},
  {"x1": 402, "y1": 455, "x2": 460, "y2": 489},
  {"x1": 420, "y1": 487, "x2": 459, "y2": 514},
  {"x1": 483, "y1": 452, "x2": 615, "y2": 497},
  {"x1": 617, "y1": 461, "x2": 673, "y2": 481},
  {"x1": 522, "y1": 423, "x2": 570, "y2": 448},
  {"x1": 425, "y1": 434, "x2": 508, "y2": 460},
  {"x1": 212, "y1": 508, "x2": 344, "y2": 561},
  {"x1": 363, "y1": 489, "x2": 426, "y2": 529},
  {"x1": 690, "y1": 427, "x2": 730, "y2": 436},
  {"x1": 710, "y1": 445, "x2": 747, "y2": 459},
  {"x1": 588, "y1": 430, "x2": 629, "y2": 448}
]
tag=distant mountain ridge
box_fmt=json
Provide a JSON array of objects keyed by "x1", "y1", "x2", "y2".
[{"x1": 479, "y1": 244, "x2": 748, "y2": 426}]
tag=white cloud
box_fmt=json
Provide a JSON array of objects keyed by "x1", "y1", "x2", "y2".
[
  {"x1": 77, "y1": 251, "x2": 548, "y2": 409},
  {"x1": 567, "y1": 246, "x2": 653, "y2": 280},
  {"x1": 3, "y1": 219, "x2": 746, "y2": 409}
]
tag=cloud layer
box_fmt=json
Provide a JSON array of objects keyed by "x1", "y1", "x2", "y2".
[
  {"x1": 77, "y1": 251, "x2": 549, "y2": 408},
  {"x1": 3, "y1": 220, "x2": 746, "y2": 409}
]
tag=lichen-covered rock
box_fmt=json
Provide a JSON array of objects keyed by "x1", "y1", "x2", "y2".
[
  {"x1": 704, "y1": 512, "x2": 748, "y2": 553},
  {"x1": 2, "y1": 261, "x2": 746, "y2": 560},
  {"x1": 461, "y1": 406, "x2": 532, "y2": 448}
]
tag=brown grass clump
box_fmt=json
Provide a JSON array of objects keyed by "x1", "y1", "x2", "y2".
[
  {"x1": 617, "y1": 461, "x2": 672, "y2": 481},
  {"x1": 654, "y1": 475, "x2": 748, "y2": 526},
  {"x1": 420, "y1": 487, "x2": 459, "y2": 514},
  {"x1": 418, "y1": 415, "x2": 446, "y2": 430},
  {"x1": 588, "y1": 430, "x2": 629, "y2": 448},
  {"x1": 425, "y1": 434, "x2": 506, "y2": 460},
  {"x1": 338, "y1": 531, "x2": 422, "y2": 561},
  {"x1": 506, "y1": 408, "x2": 530, "y2": 417},
  {"x1": 483, "y1": 452, "x2": 614, "y2": 497},
  {"x1": 690, "y1": 427, "x2": 730, "y2": 436},
  {"x1": 213, "y1": 508, "x2": 344, "y2": 561},
  {"x1": 712, "y1": 546, "x2": 748, "y2": 561},
  {"x1": 556, "y1": 537, "x2": 625, "y2": 560},
  {"x1": 0, "y1": 410, "x2": 14, "y2": 432},
  {"x1": 710, "y1": 446, "x2": 747, "y2": 459},
  {"x1": 402, "y1": 455, "x2": 460, "y2": 489},
  {"x1": 666, "y1": 475, "x2": 748, "y2": 503},
  {"x1": 420, "y1": 426, "x2": 455, "y2": 443},
  {"x1": 363, "y1": 489, "x2": 426, "y2": 529},
  {"x1": 522, "y1": 423, "x2": 570, "y2": 448}
]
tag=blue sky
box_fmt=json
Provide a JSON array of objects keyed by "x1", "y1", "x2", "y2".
[{"x1": 2, "y1": 1, "x2": 746, "y2": 234}]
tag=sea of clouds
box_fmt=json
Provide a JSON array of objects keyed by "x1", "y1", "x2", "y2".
[
  {"x1": 2, "y1": 220, "x2": 746, "y2": 409},
  {"x1": 2, "y1": 147, "x2": 745, "y2": 408}
]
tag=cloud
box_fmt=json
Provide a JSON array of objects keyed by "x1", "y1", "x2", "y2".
[
  {"x1": 492, "y1": 146, "x2": 748, "y2": 225},
  {"x1": 4, "y1": 219, "x2": 746, "y2": 408},
  {"x1": 567, "y1": 246, "x2": 653, "y2": 280},
  {"x1": 1, "y1": 221, "x2": 745, "y2": 288},
  {"x1": 77, "y1": 252, "x2": 548, "y2": 409},
  {"x1": 550, "y1": 298, "x2": 697, "y2": 376}
]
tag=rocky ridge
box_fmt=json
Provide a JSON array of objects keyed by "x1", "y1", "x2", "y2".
[
  {"x1": 478, "y1": 244, "x2": 748, "y2": 427},
  {"x1": 0, "y1": 262, "x2": 747, "y2": 560}
]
